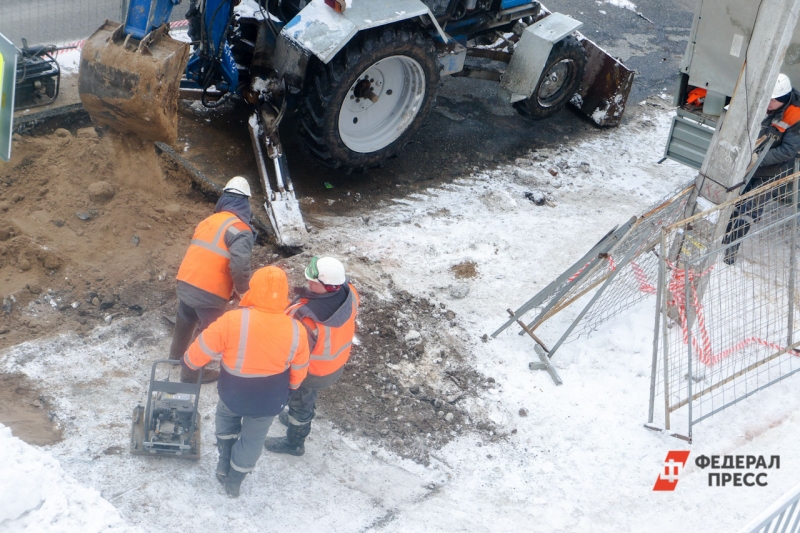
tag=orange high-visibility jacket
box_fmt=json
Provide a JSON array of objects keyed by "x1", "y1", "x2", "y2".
[
  {"x1": 771, "y1": 105, "x2": 800, "y2": 133},
  {"x1": 177, "y1": 211, "x2": 251, "y2": 300},
  {"x1": 286, "y1": 283, "x2": 359, "y2": 377},
  {"x1": 185, "y1": 266, "x2": 310, "y2": 416},
  {"x1": 686, "y1": 88, "x2": 707, "y2": 106}
]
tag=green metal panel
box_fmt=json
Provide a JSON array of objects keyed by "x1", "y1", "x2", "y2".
[
  {"x1": 0, "y1": 32, "x2": 16, "y2": 162},
  {"x1": 664, "y1": 114, "x2": 716, "y2": 170}
]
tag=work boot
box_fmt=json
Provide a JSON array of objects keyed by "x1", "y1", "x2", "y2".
[
  {"x1": 180, "y1": 365, "x2": 200, "y2": 383},
  {"x1": 169, "y1": 314, "x2": 196, "y2": 360},
  {"x1": 215, "y1": 438, "x2": 235, "y2": 484},
  {"x1": 277, "y1": 410, "x2": 289, "y2": 427},
  {"x1": 201, "y1": 367, "x2": 220, "y2": 384},
  {"x1": 224, "y1": 468, "x2": 248, "y2": 498},
  {"x1": 264, "y1": 422, "x2": 311, "y2": 456}
]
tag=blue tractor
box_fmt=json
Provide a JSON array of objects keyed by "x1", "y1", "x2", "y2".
[{"x1": 78, "y1": 0, "x2": 633, "y2": 247}]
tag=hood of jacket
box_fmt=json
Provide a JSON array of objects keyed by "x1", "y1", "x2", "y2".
[
  {"x1": 292, "y1": 282, "x2": 355, "y2": 327},
  {"x1": 240, "y1": 266, "x2": 289, "y2": 313},
  {"x1": 215, "y1": 193, "x2": 254, "y2": 232}
]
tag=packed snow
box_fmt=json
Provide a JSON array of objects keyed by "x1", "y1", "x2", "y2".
[{"x1": 2, "y1": 104, "x2": 799, "y2": 532}]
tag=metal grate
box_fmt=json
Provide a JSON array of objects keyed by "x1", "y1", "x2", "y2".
[{"x1": 650, "y1": 170, "x2": 800, "y2": 440}]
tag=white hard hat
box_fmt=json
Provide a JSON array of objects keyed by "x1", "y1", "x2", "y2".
[
  {"x1": 305, "y1": 256, "x2": 346, "y2": 286},
  {"x1": 223, "y1": 176, "x2": 251, "y2": 197},
  {"x1": 772, "y1": 73, "x2": 792, "y2": 99}
]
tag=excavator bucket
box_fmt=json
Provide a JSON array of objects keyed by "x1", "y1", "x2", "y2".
[{"x1": 78, "y1": 21, "x2": 190, "y2": 144}]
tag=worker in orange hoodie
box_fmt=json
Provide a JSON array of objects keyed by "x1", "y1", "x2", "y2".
[
  {"x1": 264, "y1": 256, "x2": 359, "y2": 457},
  {"x1": 182, "y1": 266, "x2": 309, "y2": 498}
]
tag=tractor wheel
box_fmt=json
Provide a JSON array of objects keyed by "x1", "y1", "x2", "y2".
[
  {"x1": 513, "y1": 35, "x2": 586, "y2": 120},
  {"x1": 299, "y1": 26, "x2": 440, "y2": 172}
]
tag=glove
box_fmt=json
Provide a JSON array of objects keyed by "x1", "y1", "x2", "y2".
[{"x1": 746, "y1": 152, "x2": 759, "y2": 173}]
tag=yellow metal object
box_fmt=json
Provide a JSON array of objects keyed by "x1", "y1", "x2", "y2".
[{"x1": 79, "y1": 21, "x2": 190, "y2": 144}]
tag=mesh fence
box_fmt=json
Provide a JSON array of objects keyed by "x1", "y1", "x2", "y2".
[
  {"x1": 650, "y1": 170, "x2": 800, "y2": 439},
  {"x1": 0, "y1": 0, "x2": 190, "y2": 47},
  {"x1": 504, "y1": 184, "x2": 693, "y2": 351}
]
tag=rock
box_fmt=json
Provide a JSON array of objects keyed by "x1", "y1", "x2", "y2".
[
  {"x1": 404, "y1": 330, "x2": 421, "y2": 342},
  {"x1": 446, "y1": 310, "x2": 456, "y2": 320},
  {"x1": 100, "y1": 297, "x2": 116, "y2": 310},
  {"x1": 164, "y1": 204, "x2": 182, "y2": 215},
  {"x1": 2, "y1": 297, "x2": 12, "y2": 314},
  {"x1": 0, "y1": 202, "x2": 9, "y2": 212},
  {"x1": 91, "y1": 297, "x2": 101, "y2": 306},
  {"x1": 39, "y1": 252, "x2": 61, "y2": 270},
  {"x1": 85, "y1": 291, "x2": 98, "y2": 303},
  {"x1": 437, "y1": 411, "x2": 445, "y2": 418},
  {"x1": 409, "y1": 384, "x2": 420, "y2": 394},
  {"x1": 525, "y1": 190, "x2": 547, "y2": 206},
  {"x1": 77, "y1": 127, "x2": 98, "y2": 139},
  {"x1": 54, "y1": 128, "x2": 71, "y2": 138},
  {"x1": 481, "y1": 334, "x2": 489, "y2": 343},
  {"x1": 449, "y1": 284, "x2": 469, "y2": 300},
  {"x1": 548, "y1": 168, "x2": 558, "y2": 176},
  {"x1": 0, "y1": 327, "x2": 9, "y2": 334},
  {"x1": 88, "y1": 181, "x2": 115, "y2": 203},
  {"x1": 134, "y1": 221, "x2": 151, "y2": 230},
  {"x1": 580, "y1": 162, "x2": 591, "y2": 173},
  {"x1": 519, "y1": 408, "x2": 529, "y2": 417},
  {"x1": 445, "y1": 413, "x2": 454, "y2": 423},
  {"x1": 31, "y1": 399, "x2": 43, "y2": 408},
  {"x1": 0, "y1": 227, "x2": 10, "y2": 241},
  {"x1": 27, "y1": 284, "x2": 41, "y2": 295},
  {"x1": 392, "y1": 438, "x2": 404, "y2": 447},
  {"x1": 18, "y1": 258, "x2": 31, "y2": 271},
  {"x1": 12, "y1": 194, "x2": 24, "y2": 203}
]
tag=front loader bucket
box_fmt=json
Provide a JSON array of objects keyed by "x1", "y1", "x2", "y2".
[
  {"x1": 571, "y1": 34, "x2": 635, "y2": 127},
  {"x1": 79, "y1": 21, "x2": 190, "y2": 144}
]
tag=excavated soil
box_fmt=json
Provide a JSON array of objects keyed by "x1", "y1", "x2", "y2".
[{"x1": 0, "y1": 123, "x2": 496, "y2": 462}]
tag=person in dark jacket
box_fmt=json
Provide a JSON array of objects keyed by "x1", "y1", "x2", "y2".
[
  {"x1": 724, "y1": 74, "x2": 800, "y2": 264},
  {"x1": 264, "y1": 256, "x2": 359, "y2": 457},
  {"x1": 169, "y1": 176, "x2": 255, "y2": 382}
]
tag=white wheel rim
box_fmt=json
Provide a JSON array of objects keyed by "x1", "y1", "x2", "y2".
[{"x1": 338, "y1": 55, "x2": 426, "y2": 154}]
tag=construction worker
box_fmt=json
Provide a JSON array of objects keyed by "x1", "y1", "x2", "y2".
[
  {"x1": 724, "y1": 74, "x2": 800, "y2": 264},
  {"x1": 264, "y1": 256, "x2": 359, "y2": 457},
  {"x1": 168, "y1": 176, "x2": 255, "y2": 382},
  {"x1": 182, "y1": 266, "x2": 310, "y2": 498}
]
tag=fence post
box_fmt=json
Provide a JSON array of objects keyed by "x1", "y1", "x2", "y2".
[
  {"x1": 649, "y1": 229, "x2": 666, "y2": 424},
  {"x1": 685, "y1": 262, "x2": 694, "y2": 442},
  {"x1": 661, "y1": 230, "x2": 672, "y2": 430},
  {"x1": 789, "y1": 165, "x2": 799, "y2": 348}
]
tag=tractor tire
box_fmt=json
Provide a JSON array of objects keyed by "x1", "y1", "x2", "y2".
[
  {"x1": 513, "y1": 35, "x2": 586, "y2": 120},
  {"x1": 298, "y1": 26, "x2": 440, "y2": 172}
]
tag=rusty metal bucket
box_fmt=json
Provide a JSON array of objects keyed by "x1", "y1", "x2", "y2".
[{"x1": 79, "y1": 21, "x2": 190, "y2": 144}]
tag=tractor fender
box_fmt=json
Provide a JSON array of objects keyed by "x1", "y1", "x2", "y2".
[
  {"x1": 282, "y1": 0, "x2": 445, "y2": 65},
  {"x1": 500, "y1": 12, "x2": 583, "y2": 104}
]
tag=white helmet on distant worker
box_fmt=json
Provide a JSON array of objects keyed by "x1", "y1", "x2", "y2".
[
  {"x1": 305, "y1": 256, "x2": 346, "y2": 286},
  {"x1": 772, "y1": 73, "x2": 792, "y2": 99},
  {"x1": 223, "y1": 176, "x2": 252, "y2": 197}
]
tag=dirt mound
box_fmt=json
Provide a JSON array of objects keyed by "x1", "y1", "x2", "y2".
[
  {"x1": 0, "y1": 373, "x2": 62, "y2": 445},
  {"x1": 0, "y1": 126, "x2": 216, "y2": 349}
]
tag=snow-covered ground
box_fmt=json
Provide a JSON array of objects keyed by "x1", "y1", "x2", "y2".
[{"x1": 2, "y1": 105, "x2": 799, "y2": 532}]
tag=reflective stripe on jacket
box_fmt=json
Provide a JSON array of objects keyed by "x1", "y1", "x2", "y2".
[
  {"x1": 287, "y1": 283, "x2": 360, "y2": 377},
  {"x1": 771, "y1": 104, "x2": 800, "y2": 133},
  {"x1": 185, "y1": 307, "x2": 310, "y2": 416},
  {"x1": 176, "y1": 211, "x2": 250, "y2": 300}
]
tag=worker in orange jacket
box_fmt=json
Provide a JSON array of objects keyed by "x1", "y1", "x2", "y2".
[
  {"x1": 182, "y1": 266, "x2": 310, "y2": 498},
  {"x1": 264, "y1": 256, "x2": 359, "y2": 457},
  {"x1": 169, "y1": 176, "x2": 255, "y2": 383}
]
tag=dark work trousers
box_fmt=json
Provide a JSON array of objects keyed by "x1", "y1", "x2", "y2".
[
  {"x1": 169, "y1": 300, "x2": 225, "y2": 366},
  {"x1": 722, "y1": 166, "x2": 787, "y2": 265},
  {"x1": 286, "y1": 367, "x2": 344, "y2": 425},
  {"x1": 215, "y1": 399, "x2": 274, "y2": 472}
]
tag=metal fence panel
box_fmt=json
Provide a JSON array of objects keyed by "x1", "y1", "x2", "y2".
[
  {"x1": 0, "y1": 0, "x2": 189, "y2": 47},
  {"x1": 651, "y1": 170, "x2": 800, "y2": 439}
]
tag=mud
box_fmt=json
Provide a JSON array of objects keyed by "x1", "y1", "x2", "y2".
[
  {"x1": 0, "y1": 373, "x2": 62, "y2": 445},
  {"x1": 1, "y1": 123, "x2": 498, "y2": 462}
]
